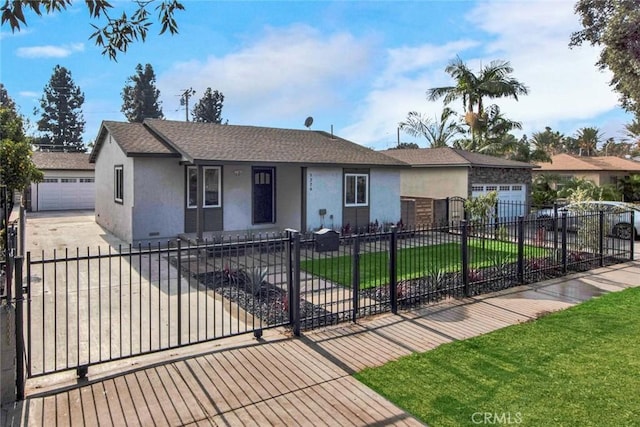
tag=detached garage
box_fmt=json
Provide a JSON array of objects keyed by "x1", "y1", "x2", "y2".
[
  {"x1": 380, "y1": 147, "x2": 536, "y2": 222},
  {"x1": 471, "y1": 184, "x2": 526, "y2": 218},
  {"x1": 29, "y1": 152, "x2": 95, "y2": 212}
]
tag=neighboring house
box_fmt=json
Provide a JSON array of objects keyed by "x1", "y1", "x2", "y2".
[
  {"x1": 89, "y1": 119, "x2": 406, "y2": 244},
  {"x1": 380, "y1": 147, "x2": 536, "y2": 221},
  {"x1": 28, "y1": 151, "x2": 95, "y2": 211},
  {"x1": 534, "y1": 153, "x2": 640, "y2": 187}
]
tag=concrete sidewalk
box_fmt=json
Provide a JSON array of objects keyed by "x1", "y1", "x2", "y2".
[{"x1": 3, "y1": 260, "x2": 639, "y2": 426}]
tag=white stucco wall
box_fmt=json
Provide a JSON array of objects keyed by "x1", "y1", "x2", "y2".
[
  {"x1": 94, "y1": 133, "x2": 134, "y2": 243},
  {"x1": 305, "y1": 167, "x2": 343, "y2": 231},
  {"x1": 131, "y1": 157, "x2": 184, "y2": 243},
  {"x1": 223, "y1": 164, "x2": 302, "y2": 233},
  {"x1": 370, "y1": 168, "x2": 401, "y2": 225},
  {"x1": 222, "y1": 164, "x2": 252, "y2": 231},
  {"x1": 275, "y1": 166, "x2": 301, "y2": 230}
]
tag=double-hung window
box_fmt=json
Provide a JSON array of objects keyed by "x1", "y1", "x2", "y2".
[
  {"x1": 114, "y1": 165, "x2": 123, "y2": 203},
  {"x1": 187, "y1": 166, "x2": 221, "y2": 208},
  {"x1": 344, "y1": 173, "x2": 368, "y2": 207}
]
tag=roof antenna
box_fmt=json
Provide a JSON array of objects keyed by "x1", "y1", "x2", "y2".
[
  {"x1": 304, "y1": 116, "x2": 314, "y2": 129},
  {"x1": 331, "y1": 125, "x2": 334, "y2": 138}
]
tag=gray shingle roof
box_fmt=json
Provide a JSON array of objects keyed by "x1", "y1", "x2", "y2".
[
  {"x1": 143, "y1": 119, "x2": 406, "y2": 166},
  {"x1": 379, "y1": 147, "x2": 535, "y2": 168},
  {"x1": 89, "y1": 121, "x2": 177, "y2": 162},
  {"x1": 32, "y1": 151, "x2": 94, "y2": 170},
  {"x1": 90, "y1": 119, "x2": 407, "y2": 166}
]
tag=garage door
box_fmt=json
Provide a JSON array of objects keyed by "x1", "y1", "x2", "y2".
[
  {"x1": 37, "y1": 177, "x2": 95, "y2": 211},
  {"x1": 471, "y1": 184, "x2": 526, "y2": 220}
]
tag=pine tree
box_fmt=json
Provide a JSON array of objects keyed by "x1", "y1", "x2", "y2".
[
  {"x1": 36, "y1": 65, "x2": 86, "y2": 152},
  {"x1": 192, "y1": 88, "x2": 225, "y2": 123},
  {"x1": 121, "y1": 63, "x2": 164, "y2": 123},
  {"x1": 0, "y1": 83, "x2": 17, "y2": 111}
]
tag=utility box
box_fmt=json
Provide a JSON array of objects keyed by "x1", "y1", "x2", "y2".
[{"x1": 314, "y1": 228, "x2": 339, "y2": 252}]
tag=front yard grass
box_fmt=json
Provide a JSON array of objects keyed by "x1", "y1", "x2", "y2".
[
  {"x1": 355, "y1": 287, "x2": 640, "y2": 426},
  {"x1": 300, "y1": 238, "x2": 548, "y2": 289}
]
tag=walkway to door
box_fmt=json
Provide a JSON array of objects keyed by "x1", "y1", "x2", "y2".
[{"x1": 4, "y1": 260, "x2": 638, "y2": 426}]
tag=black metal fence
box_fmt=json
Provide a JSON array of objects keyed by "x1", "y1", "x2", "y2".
[
  {"x1": 1, "y1": 222, "x2": 19, "y2": 301},
  {"x1": 25, "y1": 236, "x2": 291, "y2": 378},
  {"x1": 16, "y1": 209, "x2": 634, "y2": 382},
  {"x1": 444, "y1": 198, "x2": 531, "y2": 226}
]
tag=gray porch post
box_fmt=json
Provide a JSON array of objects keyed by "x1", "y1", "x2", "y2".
[{"x1": 196, "y1": 164, "x2": 204, "y2": 242}]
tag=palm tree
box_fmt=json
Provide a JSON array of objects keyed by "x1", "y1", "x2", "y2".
[
  {"x1": 623, "y1": 117, "x2": 640, "y2": 154},
  {"x1": 427, "y1": 57, "x2": 529, "y2": 144},
  {"x1": 601, "y1": 137, "x2": 631, "y2": 157},
  {"x1": 476, "y1": 105, "x2": 522, "y2": 156},
  {"x1": 398, "y1": 107, "x2": 462, "y2": 147},
  {"x1": 619, "y1": 174, "x2": 640, "y2": 201},
  {"x1": 452, "y1": 138, "x2": 475, "y2": 151},
  {"x1": 561, "y1": 135, "x2": 581, "y2": 155},
  {"x1": 501, "y1": 135, "x2": 552, "y2": 163},
  {"x1": 575, "y1": 127, "x2": 602, "y2": 156},
  {"x1": 625, "y1": 119, "x2": 640, "y2": 139},
  {"x1": 530, "y1": 127, "x2": 563, "y2": 157},
  {"x1": 481, "y1": 133, "x2": 520, "y2": 158}
]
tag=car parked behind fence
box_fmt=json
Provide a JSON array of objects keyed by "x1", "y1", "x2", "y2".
[{"x1": 531, "y1": 201, "x2": 640, "y2": 240}]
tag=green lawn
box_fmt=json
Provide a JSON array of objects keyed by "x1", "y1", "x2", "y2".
[
  {"x1": 355, "y1": 287, "x2": 640, "y2": 426},
  {"x1": 300, "y1": 238, "x2": 548, "y2": 289}
]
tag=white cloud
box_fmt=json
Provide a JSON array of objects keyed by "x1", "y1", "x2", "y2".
[
  {"x1": 158, "y1": 25, "x2": 375, "y2": 126},
  {"x1": 377, "y1": 40, "x2": 479, "y2": 87},
  {"x1": 341, "y1": 0, "x2": 631, "y2": 149},
  {"x1": 16, "y1": 43, "x2": 84, "y2": 58},
  {"x1": 0, "y1": 28, "x2": 31, "y2": 41},
  {"x1": 341, "y1": 39, "x2": 483, "y2": 148},
  {"x1": 465, "y1": 0, "x2": 622, "y2": 136},
  {"x1": 341, "y1": 77, "x2": 440, "y2": 149},
  {"x1": 18, "y1": 91, "x2": 39, "y2": 98}
]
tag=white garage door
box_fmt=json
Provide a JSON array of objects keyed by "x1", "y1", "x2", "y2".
[
  {"x1": 37, "y1": 177, "x2": 95, "y2": 211},
  {"x1": 471, "y1": 184, "x2": 526, "y2": 220}
]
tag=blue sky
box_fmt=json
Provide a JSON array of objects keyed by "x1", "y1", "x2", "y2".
[{"x1": 0, "y1": 0, "x2": 634, "y2": 150}]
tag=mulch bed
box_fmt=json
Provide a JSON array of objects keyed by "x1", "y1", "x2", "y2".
[{"x1": 194, "y1": 270, "x2": 338, "y2": 328}]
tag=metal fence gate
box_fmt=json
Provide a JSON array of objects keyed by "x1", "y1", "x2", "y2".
[{"x1": 24, "y1": 237, "x2": 295, "y2": 379}]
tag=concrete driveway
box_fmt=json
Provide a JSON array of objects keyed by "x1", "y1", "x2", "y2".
[
  {"x1": 25, "y1": 210, "x2": 127, "y2": 254},
  {"x1": 22, "y1": 210, "x2": 251, "y2": 382}
]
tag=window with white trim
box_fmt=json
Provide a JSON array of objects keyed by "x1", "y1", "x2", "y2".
[
  {"x1": 80, "y1": 178, "x2": 94, "y2": 183},
  {"x1": 204, "y1": 167, "x2": 221, "y2": 207},
  {"x1": 114, "y1": 165, "x2": 123, "y2": 203},
  {"x1": 187, "y1": 166, "x2": 222, "y2": 208},
  {"x1": 344, "y1": 173, "x2": 368, "y2": 207}
]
